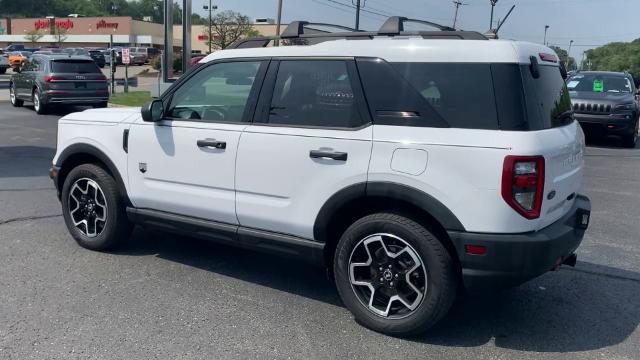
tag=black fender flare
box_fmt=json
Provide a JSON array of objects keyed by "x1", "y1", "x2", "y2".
[
  {"x1": 55, "y1": 143, "x2": 129, "y2": 203},
  {"x1": 313, "y1": 181, "x2": 465, "y2": 242}
]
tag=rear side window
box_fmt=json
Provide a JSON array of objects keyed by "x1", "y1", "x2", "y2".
[
  {"x1": 51, "y1": 60, "x2": 101, "y2": 74},
  {"x1": 266, "y1": 60, "x2": 364, "y2": 128},
  {"x1": 521, "y1": 65, "x2": 572, "y2": 129},
  {"x1": 391, "y1": 62, "x2": 499, "y2": 130}
]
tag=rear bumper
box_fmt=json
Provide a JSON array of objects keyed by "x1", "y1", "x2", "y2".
[
  {"x1": 448, "y1": 194, "x2": 591, "y2": 291},
  {"x1": 42, "y1": 90, "x2": 108, "y2": 104},
  {"x1": 576, "y1": 112, "x2": 637, "y2": 135}
]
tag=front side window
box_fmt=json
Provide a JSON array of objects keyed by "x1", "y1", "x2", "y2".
[
  {"x1": 167, "y1": 61, "x2": 262, "y2": 123},
  {"x1": 267, "y1": 60, "x2": 363, "y2": 128}
]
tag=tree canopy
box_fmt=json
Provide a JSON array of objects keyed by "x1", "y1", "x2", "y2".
[
  {"x1": 584, "y1": 39, "x2": 640, "y2": 77},
  {"x1": 550, "y1": 46, "x2": 577, "y2": 71}
]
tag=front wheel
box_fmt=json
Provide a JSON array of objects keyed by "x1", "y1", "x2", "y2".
[
  {"x1": 61, "y1": 164, "x2": 132, "y2": 251},
  {"x1": 334, "y1": 213, "x2": 458, "y2": 337}
]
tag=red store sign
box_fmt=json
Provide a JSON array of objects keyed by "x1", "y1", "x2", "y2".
[
  {"x1": 96, "y1": 20, "x2": 119, "y2": 30},
  {"x1": 34, "y1": 19, "x2": 74, "y2": 30}
]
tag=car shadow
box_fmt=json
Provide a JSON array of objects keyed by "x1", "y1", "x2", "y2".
[
  {"x1": 0, "y1": 145, "x2": 56, "y2": 178},
  {"x1": 585, "y1": 133, "x2": 640, "y2": 149},
  {"x1": 23, "y1": 105, "x2": 92, "y2": 116},
  {"x1": 115, "y1": 227, "x2": 639, "y2": 351}
]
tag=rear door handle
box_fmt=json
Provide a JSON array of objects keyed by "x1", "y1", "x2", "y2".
[
  {"x1": 197, "y1": 138, "x2": 226, "y2": 149},
  {"x1": 309, "y1": 150, "x2": 348, "y2": 161}
]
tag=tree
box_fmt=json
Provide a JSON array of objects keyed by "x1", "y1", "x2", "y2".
[
  {"x1": 52, "y1": 27, "x2": 69, "y2": 47},
  {"x1": 550, "y1": 46, "x2": 577, "y2": 71},
  {"x1": 203, "y1": 11, "x2": 258, "y2": 50},
  {"x1": 24, "y1": 29, "x2": 44, "y2": 47}
]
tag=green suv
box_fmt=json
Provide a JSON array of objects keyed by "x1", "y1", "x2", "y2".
[{"x1": 9, "y1": 54, "x2": 109, "y2": 114}]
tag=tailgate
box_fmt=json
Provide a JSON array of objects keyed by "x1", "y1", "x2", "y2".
[{"x1": 538, "y1": 121, "x2": 585, "y2": 229}]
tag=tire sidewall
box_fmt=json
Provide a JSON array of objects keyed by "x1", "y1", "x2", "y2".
[
  {"x1": 61, "y1": 164, "x2": 126, "y2": 250},
  {"x1": 334, "y1": 214, "x2": 454, "y2": 336}
]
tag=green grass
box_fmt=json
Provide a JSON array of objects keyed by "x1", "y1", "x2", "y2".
[{"x1": 109, "y1": 91, "x2": 153, "y2": 107}]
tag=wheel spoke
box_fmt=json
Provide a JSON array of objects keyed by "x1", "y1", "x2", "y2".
[
  {"x1": 67, "y1": 178, "x2": 108, "y2": 238},
  {"x1": 348, "y1": 233, "x2": 427, "y2": 319}
]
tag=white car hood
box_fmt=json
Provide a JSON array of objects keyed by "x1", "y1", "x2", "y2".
[{"x1": 60, "y1": 107, "x2": 141, "y2": 124}]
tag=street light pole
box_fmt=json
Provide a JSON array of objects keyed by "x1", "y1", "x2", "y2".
[
  {"x1": 567, "y1": 40, "x2": 574, "y2": 70},
  {"x1": 543, "y1": 25, "x2": 549, "y2": 45},
  {"x1": 203, "y1": 2, "x2": 217, "y2": 54},
  {"x1": 452, "y1": 1, "x2": 467, "y2": 29},
  {"x1": 355, "y1": 0, "x2": 361, "y2": 30},
  {"x1": 489, "y1": 0, "x2": 498, "y2": 29},
  {"x1": 275, "y1": 0, "x2": 283, "y2": 46}
]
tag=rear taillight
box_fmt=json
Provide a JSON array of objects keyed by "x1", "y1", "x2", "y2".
[
  {"x1": 97, "y1": 74, "x2": 107, "y2": 81},
  {"x1": 44, "y1": 75, "x2": 65, "y2": 82},
  {"x1": 501, "y1": 155, "x2": 545, "y2": 219}
]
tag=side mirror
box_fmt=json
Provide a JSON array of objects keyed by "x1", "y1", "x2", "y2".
[{"x1": 141, "y1": 99, "x2": 164, "y2": 122}]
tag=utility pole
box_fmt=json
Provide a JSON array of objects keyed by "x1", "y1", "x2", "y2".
[
  {"x1": 567, "y1": 40, "x2": 574, "y2": 70},
  {"x1": 489, "y1": 0, "x2": 498, "y2": 29},
  {"x1": 452, "y1": 1, "x2": 467, "y2": 29},
  {"x1": 203, "y1": 1, "x2": 217, "y2": 53},
  {"x1": 355, "y1": 0, "x2": 361, "y2": 30},
  {"x1": 275, "y1": 0, "x2": 283, "y2": 46},
  {"x1": 543, "y1": 25, "x2": 549, "y2": 45}
]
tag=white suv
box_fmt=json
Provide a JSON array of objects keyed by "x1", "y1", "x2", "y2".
[{"x1": 50, "y1": 18, "x2": 591, "y2": 336}]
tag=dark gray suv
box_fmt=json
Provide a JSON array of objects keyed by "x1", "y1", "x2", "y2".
[
  {"x1": 567, "y1": 71, "x2": 639, "y2": 147},
  {"x1": 9, "y1": 54, "x2": 109, "y2": 114}
]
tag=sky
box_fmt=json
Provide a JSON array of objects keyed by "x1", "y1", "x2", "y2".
[{"x1": 188, "y1": 0, "x2": 640, "y2": 61}]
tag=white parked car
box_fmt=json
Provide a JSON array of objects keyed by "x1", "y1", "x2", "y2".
[{"x1": 50, "y1": 18, "x2": 590, "y2": 336}]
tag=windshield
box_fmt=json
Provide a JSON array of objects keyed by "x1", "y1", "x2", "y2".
[{"x1": 567, "y1": 73, "x2": 632, "y2": 93}]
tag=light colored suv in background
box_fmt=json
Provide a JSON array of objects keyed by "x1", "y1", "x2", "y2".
[{"x1": 49, "y1": 18, "x2": 591, "y2": 336}]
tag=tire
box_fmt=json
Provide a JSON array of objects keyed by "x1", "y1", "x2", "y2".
[
  {"x1": 94, "y1": 102, "x2": 108, "y2": 108},
  {"x1": 622, "y1": 121, "x2": 638, "y2": 148},
  {"x1": 33, "y1": 87, "x2": 47, "y2": 114},
  {"x1": 61, "y1": 163, "x2": 132, "y2": 251},
  {"x1": 9, "y1": 83, "x2": 23, "y2": 107},
  {"x1": 334, "y1": 213, "x2": 457, "y2": 337}
]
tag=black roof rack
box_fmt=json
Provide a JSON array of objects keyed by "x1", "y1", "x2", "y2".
[{"x1": 228, "y1": 16, "x2": 487, "y2": 49}]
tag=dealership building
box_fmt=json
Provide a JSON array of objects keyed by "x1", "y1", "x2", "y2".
[
  {"x1": 0, "y1": 16, "x2": 171, "y2": 49},
  {"x1": 0, "y1": 16, "x2": 282, "y2": 52}
]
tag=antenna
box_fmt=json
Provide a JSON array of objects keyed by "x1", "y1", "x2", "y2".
[{"x1": 495, "y1": 5, "x2": 515, "y2": 34}]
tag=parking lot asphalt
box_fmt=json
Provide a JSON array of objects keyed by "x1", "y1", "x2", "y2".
[{"x1": 0, "y1": 102, "x2": 638, "y2": 359}]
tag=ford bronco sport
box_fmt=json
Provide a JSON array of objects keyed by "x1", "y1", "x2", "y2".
[{"x1": 50, "y1": 18, "x2": 591, "y2": 336}]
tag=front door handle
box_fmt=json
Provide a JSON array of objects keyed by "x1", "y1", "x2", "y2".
[
  {"x1": 197, "y1": 138, "x2": 226, "y2": 149},
  {"x1": 309, "y1": 150, "x2": 348, "y2": 161}
]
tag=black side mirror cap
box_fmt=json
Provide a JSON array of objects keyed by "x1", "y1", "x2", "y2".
[{"x1": 141, "y1": 99, "x2": 164, "y2": 122}]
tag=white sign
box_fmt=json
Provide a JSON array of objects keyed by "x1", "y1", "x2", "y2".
[{"x1": 122, "y1": 48, "x2": 130, "y2": 65}]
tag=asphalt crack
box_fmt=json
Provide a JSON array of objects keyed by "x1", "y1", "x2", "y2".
[{"x1": 0, "y1": 214, "x2": 62, "y2": 226}]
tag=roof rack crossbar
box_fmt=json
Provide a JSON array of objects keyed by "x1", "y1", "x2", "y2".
[
  {"x1": 281, "y1": 21, "x2": 359, "y2": 38},
  {"x1": 227, "y1": 16, "x2": 487, "y2": 49},
  {"x1": 378, "y1": 16, "x2": 455, "y2": 34}
]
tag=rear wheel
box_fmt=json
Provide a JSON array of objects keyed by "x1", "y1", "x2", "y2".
[
  {"x1": 33, "y1": 88, "x2": 47, "y2": 114},
  {"x1": 61, "y1": 164, "x2": 132, "y2": 251},
  {"x1": 9, "y1": 83, "x2": 23, "y2": 107},
  {"x1": 334, "y1": 213, "x2": 457, "y2": 336},
  {"x1": 94, "y1": 102, "x2": 108, "y2": 108}
]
